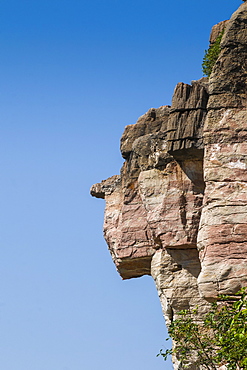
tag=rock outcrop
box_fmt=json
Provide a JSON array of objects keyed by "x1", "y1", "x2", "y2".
[
  {"x1": 91, "y1": 3, "x2": 247, "y2": 369},
  {"x1": 198, "y1": 3, "x2": 247, "y2": 300}
]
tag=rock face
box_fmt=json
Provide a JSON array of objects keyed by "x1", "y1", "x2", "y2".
[
  {"x1": 91, "y1": 3, "x2": 247, "y2": 369},
  {"x1": 198, "y1": 3, "x2": 247, "y2": 300}
]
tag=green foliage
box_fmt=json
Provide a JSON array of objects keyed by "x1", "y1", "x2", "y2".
[
  {"x1": 202, "y1": 30, "x2": 224, "y2": 77},
  {"x1": 158, "y1": 288, "x2": 247, "y2": 369}
]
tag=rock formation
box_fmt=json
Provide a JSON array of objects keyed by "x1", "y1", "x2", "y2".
[{"x1": 91, "y1": 3, "x2": 247, "y2": 369}]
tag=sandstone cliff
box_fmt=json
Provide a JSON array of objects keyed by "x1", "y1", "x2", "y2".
[{"x1": 91, "y1": 3, "x2": 247, "y2": 369}]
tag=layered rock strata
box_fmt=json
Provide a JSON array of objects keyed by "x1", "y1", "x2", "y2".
[
  {"x1": 91, "y1": 3, "x2": 247, "y2": 369},
  {"x1": 198, "y1": 3, "x2": 247, "y2": 299}
]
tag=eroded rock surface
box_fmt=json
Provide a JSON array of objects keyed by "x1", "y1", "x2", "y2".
[
  {"x1": 91, "y1": 3, "x2": 247, "y2": 369},
  {"x1": 198, "y1": 2, "x2": 247, "y2": 299}
]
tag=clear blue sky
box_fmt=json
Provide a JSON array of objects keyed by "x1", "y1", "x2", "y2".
[{"x1": 0, "y1": 1, "x2": 241, "y2": 369}]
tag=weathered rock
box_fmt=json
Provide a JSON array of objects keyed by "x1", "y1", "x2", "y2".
[
  {"x1": 209, "y1": 20, "x2": 229, "y2": 45},
  {"x1": 91, "y1": 78, "x2": 208, "y2": 282},
  {"x1": 91, "y1": 77, "x2": 209, "y2": 370},
  {"x1": 120, "y1": 106, "x2": 170, "y2": 160},
  {"x1": 166, "y1": 78, "x2": 208, "y2": 155},
  {"x1": 90, "y1": 3, "x2": 247, "y2": 369},
  {"x1": 90, "y1": 175, "x2": 121, "y2": 199},
  {"x1": 207, "y1": 3, "x2": 247, "y2": 110},
  {"x1": 198, "y1": 1, "x2": 247, "y2": 300}
]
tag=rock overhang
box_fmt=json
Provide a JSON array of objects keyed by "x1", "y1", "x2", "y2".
[{"x1": 90, "y1": 3, "x2": 247, "y2": 368}]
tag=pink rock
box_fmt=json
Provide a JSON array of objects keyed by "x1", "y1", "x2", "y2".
[{"x1": 90, "y1": 3, "x2": 247, "y2": 369}]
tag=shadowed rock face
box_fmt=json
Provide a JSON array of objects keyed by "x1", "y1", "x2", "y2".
[{"x1": 91, "y1": 3, "x2": 247, "y2": 369}]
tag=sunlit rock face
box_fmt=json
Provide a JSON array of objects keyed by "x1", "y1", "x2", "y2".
[
  {"x1": 91, "y1": 79, "x2": 211, "y2": 370},
  {"x1": 91, "y1": 3, "x2": 247, "y2": 369},
  {"x1": 91, "y1": 80, "x2": 208, "y2": 281},
  {"x1": 198, "y1": 2, "x2": 247, "y2": 299}
]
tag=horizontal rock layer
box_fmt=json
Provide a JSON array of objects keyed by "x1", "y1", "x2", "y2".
[{"x1": 198, "y1": 2, "x2": 247, "y2": 300}]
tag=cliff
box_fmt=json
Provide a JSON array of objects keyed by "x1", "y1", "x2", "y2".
[{"x1": 91, "y1": 3, "x2": 247, "y2": 369}]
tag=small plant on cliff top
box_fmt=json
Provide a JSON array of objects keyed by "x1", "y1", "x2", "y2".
[
  {"x1": 202, "y1": 30, "x2": 224, "y2": 77},
  {"x1": 158, "y1": 288, "x2": 247, "y2": 369}
]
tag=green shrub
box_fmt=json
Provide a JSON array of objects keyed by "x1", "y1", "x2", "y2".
[
  {"x1": 202, "y1": 30, "x2": 224, "y2": 77},
  {"x1": 158, "y1": 288, "x2": 247, "y2": 369}
]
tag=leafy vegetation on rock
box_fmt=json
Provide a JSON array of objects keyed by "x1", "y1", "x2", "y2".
[
  {"x1": 158, "y1": 288, "x2": 247, "y2": 369},
  {"x1": 202, "y1": 30, "x2": 224, "y2": 77}
]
